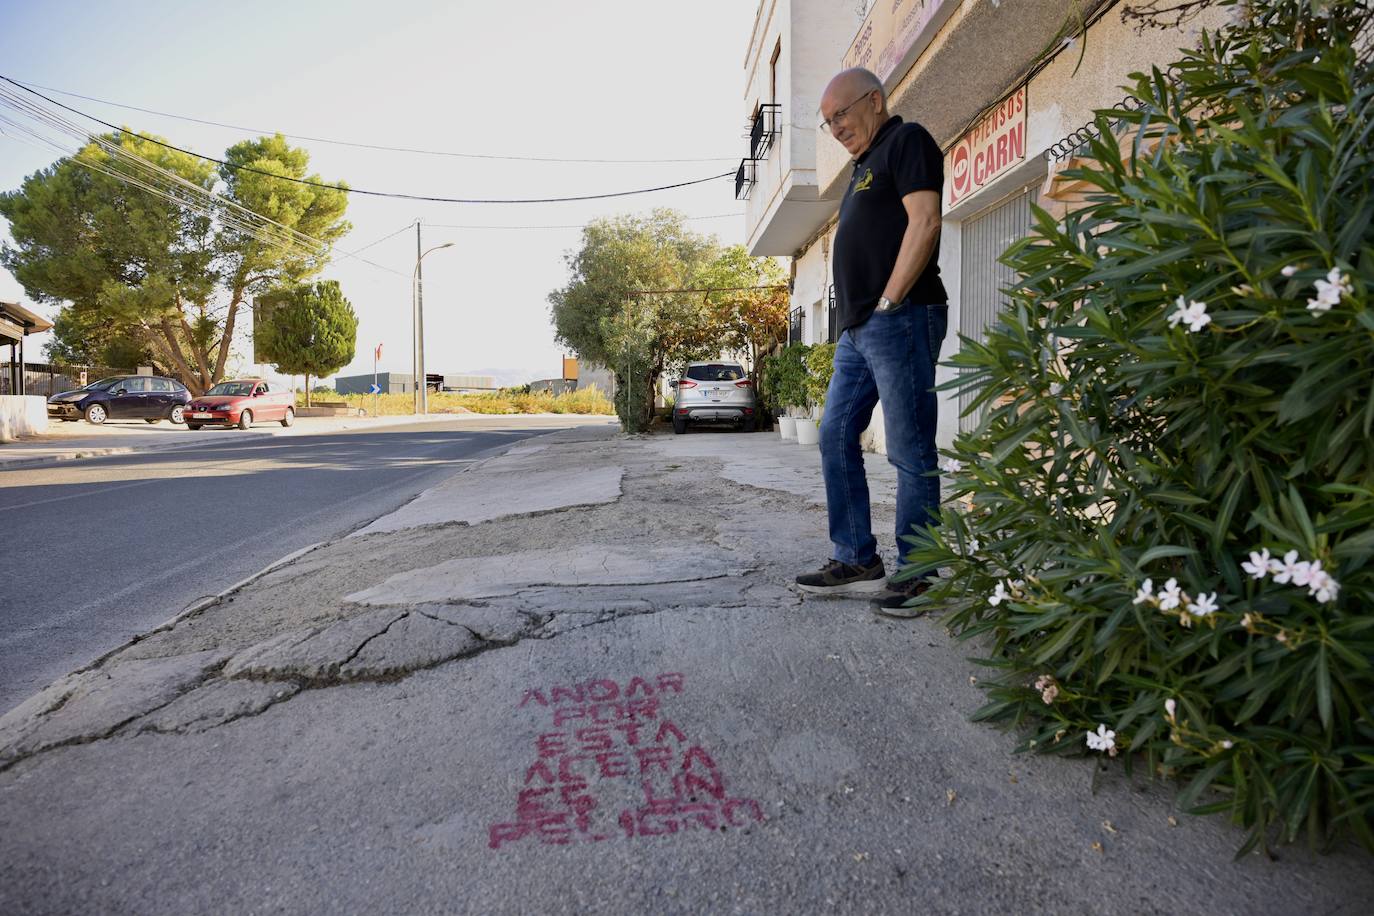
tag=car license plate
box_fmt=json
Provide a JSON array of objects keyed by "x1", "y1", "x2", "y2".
[{"x1": 190, "y1": 412, "x2": 212, "y2": 419}]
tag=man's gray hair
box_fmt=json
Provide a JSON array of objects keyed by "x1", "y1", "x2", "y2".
[{"x1": 836, "y1": 67, "x2": 885, "y2": 104}]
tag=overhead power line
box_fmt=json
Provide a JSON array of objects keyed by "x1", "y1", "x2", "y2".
[
  {"x1": 421, "y1": 212, "x2": 744, "y2": 231},
  {"x1": 8, "y1": 77, "x2": 736, "y2": 165},
  {"x1": 0, "y1": 76, "x2": 733, "y2": 205},
  {"x1": 0, "y1": 85, "x2": 408, "y2": 278}
]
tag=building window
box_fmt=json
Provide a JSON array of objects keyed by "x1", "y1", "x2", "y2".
[
  {"x1": 826, "y1": 285, "x2": 838, "y2": 343},
  {"x1": 770, "y1": 39, "x2": 781, "y2": 102}
]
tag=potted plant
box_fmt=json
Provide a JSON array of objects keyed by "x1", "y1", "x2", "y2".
[
  {"x1": 794, "y1": 342, "x2": 835, "y2": 446},
  {"x1": 770, "y1": 343, "x2": 811, "y2": 441}
]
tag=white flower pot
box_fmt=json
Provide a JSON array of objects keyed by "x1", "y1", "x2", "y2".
[
  {"x1": 779, "y1": 417, "x2": 798, "y2": 440},
  {"x1": 795, "y1": 419, "x2": 820, "y2": 446}
]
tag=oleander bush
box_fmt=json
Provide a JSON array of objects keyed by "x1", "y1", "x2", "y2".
[{"x1": 902, "y1": 0, "x2": 1374, "y2": 854}]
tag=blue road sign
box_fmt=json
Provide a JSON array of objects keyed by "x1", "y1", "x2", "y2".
[{"x1": 368, "y1": 383, "x2": 382, "y2": 395}]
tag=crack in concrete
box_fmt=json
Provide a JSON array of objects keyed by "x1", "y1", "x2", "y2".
[
  {"x1": 336, "y1": 611, "x2": 411, "y2": 671},
  {"x1": 0, "y1": 659, "x2": 230, "y2": 776}
]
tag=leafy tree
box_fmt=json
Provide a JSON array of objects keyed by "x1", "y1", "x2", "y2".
[
  {"x1": 906, "y1": 0, "x2": 1374, "y2": 854},
  {"x1": 692, "y1": 245, "x2": 789, "y2": 384},
  {"x1": 0, "y1": 130, "x2": 349, "y2": 394},
  {"x1": 44, "y1": 306, "x2": 150, "y2": 371},
  {"x1": 213, "y1": 135, "x2": 350, "y2": 383},
  {"x1": 549, "y1": 209, "x2": 720, "y2": 432},
  {"x1": 256, "y1": 280, "x2": 357, "y2": 406}
]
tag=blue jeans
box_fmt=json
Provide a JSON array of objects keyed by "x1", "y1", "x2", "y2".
[{"x1": 820, "y1": 303, "x2": 948, "y2": 571}]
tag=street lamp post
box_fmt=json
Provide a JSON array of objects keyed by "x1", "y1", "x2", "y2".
[{"x1": 412, "y1": 223, "x2": 455, "y2": 415}]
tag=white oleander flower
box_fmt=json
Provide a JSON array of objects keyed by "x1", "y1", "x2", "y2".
[
  {"x1": 1167, "y1": 296, "x2": 1211, "y2": 332},
  {"x1": 1190, "y1": 592, "x2": 1219, "y2": 617},
  {"x1": 1133, "y1": 579, "x2": 1155, "y2": 605},
  {"x1": 1309, "y1": 568, "x2": 1341, "y2": 604},
  {"x1": 1271, "y1": 550, "x2": 1302, "y2": 584},
  {"x1": 989, "y1": 581, "x2": 1010, "y2": 606},
  {"x1": 1281, "y1": 265, "x2": 1298, "y2": 277},
  {"x1": 966, "y1": 537, "x2": 981, "y2": 554},
  {"x1": 941, "y1": 457, "x2": 963, "y2": 474},
  {"x1": 1289, "y1": 561, "x2": 1315, "y2": 588},
  {"x1": 1221, "y1": 739, "x2": 1234, "y2": 750},
  {"x1": 1241, "y1": 548, "x2": 1271, "y2": 580},
  {"x1": 1085, "y1": 724, "x2": 1116, "y2": 753},
  {"x1": 1158, "y1": 578, "x2": 1184, "y2": 611},
  {"x1": 1164, "y1": 698, "x2": 1177, "y2": 719},
  {"x1": 1307, "y1": 267, "x2": 1351, "y2": 314}
]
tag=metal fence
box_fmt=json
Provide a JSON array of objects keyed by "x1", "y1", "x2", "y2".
[
  {"x1": 0, "y1": 361, "x2": 130, "y2": 397},
  {"x1": 957, "y1": 186, "x2": 1037, "y2": 432}
]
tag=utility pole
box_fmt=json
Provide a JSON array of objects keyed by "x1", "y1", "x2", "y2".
[
  {"x1": 412, "y1": 227, "x2": 455, "y2": 416},
  {"x1": 413, "y1": 221, "x2": 422, "y2": 415},
  {"x1": 416, "y1": 221, "x2": 429, "y2": 415}
]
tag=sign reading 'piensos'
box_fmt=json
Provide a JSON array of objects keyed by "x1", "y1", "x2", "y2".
[{"x1": 944, "y1": 87, "x2": 1028, "y2": 208}]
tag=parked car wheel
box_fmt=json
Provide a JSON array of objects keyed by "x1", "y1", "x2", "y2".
[
  {"x1": 84, "y1": 403, "x2": 107, "y2": 425},
  {"x1": 186, "y1": 423, "x2": 203, "y2": 431},
  {"x1": 237, "y1": 409, "x2": 253, "y2": 430},
  {"x1": 280, "y1": 407, "x2": 295, "y2": 428},
  {"x1": 673, "y1": 417, "x2": 687, "y2": 435},
  {"x1": 168, "y1": 404, "x2": 186, "y2": 425}
]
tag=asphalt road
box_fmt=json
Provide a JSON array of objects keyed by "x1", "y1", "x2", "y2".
[{"x1": 0, "y1": 417, "x2": 611, "y2": 714}]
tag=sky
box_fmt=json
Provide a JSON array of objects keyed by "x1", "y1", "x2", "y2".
[{"x1": 0, "y1": 0, "x2": 760, "y2": 387}]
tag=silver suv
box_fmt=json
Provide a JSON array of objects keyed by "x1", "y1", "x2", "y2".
[{"x1": 671, "y1": 360, "x2": 757, "y2": 434}]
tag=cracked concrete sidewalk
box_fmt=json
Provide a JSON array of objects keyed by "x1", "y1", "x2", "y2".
[{"x1": 0, "y1": 425, "x2": 1368, "y2": 915}]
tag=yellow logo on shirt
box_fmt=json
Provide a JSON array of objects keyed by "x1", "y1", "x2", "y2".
[{"x1": 852, "y1": 168, "x2": 873, "y2": 193}]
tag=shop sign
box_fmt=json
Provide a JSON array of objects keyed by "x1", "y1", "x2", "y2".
[
  {"x1": 945, "y1": 87, "x2": 1027, "y2": 208},
  {"x1": 842, "y1": 0, "x2": 958, "y2": 87}
]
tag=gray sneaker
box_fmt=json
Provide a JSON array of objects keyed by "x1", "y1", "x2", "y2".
[{"x1": 794, "y1": 557, "x2": 887, "y2": 595}]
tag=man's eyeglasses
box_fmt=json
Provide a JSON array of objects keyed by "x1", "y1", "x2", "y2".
[{"x1": 820, "y1": 89, "x2": 877, "y2": 134}]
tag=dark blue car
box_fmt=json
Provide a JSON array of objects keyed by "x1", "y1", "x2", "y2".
[{"x1": 47, "y1": 375, "x2": 192, "y2": 425}]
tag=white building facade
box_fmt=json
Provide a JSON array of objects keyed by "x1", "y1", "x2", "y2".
[{"x1": 740, "y1": 0, "x2": 1232, "y2": 452}]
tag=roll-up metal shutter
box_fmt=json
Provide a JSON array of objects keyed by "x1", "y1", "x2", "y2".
[{"x1": 957, "y1": 186, "x2": 1037, "y2": 431}]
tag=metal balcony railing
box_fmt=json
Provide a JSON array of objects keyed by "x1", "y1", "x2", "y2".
[
  {"x1": 749, "y1": 103, "x2": 781, "y2": 160},
  {"x1": 788, "y1": 305, "x2": 804, "y2": 344},
  {"x1": 735, "y1": 158, "x2": 757, "y2": 200}
]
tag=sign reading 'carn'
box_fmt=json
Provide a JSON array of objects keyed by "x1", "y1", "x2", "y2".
[{"x1": 945, "y1": 87, "x2": 1027, "y2": 208}]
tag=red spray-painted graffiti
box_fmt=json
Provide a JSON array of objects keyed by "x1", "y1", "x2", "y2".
[{"x1": 488, "y1": 672, "x2": 765, "y2": 850}]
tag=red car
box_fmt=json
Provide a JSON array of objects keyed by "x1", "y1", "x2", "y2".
[{"x1": 185, "y1": 379, "x2": 296, "y2": 430}]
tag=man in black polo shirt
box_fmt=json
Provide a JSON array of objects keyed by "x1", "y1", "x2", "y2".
[{"x1": 794, "y1": 67, "x2": 948, "y2": 614}]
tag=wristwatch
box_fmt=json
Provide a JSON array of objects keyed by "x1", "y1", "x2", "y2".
[{"x1": 875, "y1": 296, "x2": 897, "y2": 312}]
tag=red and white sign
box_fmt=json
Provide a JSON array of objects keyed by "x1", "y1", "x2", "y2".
[{"x1": 945, "y1": 87, "x2": 1028, "y2": 208}]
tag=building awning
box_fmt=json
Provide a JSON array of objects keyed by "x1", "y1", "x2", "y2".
[{"x1": 0, "y1": 301, "x2": 54, "y2": 343}]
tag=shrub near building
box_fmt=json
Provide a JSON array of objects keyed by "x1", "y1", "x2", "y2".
[{"x1": 904, "y1": 0, "x2": 1374, "y2": 854}]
